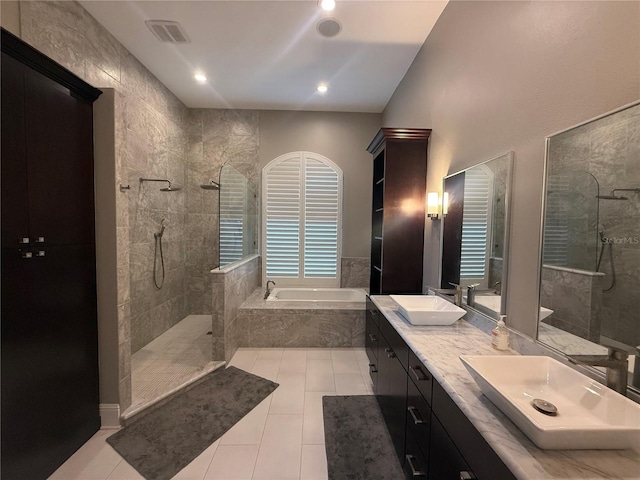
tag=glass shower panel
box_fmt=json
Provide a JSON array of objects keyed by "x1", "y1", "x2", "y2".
[
  {"x1": 542, "y1": 171, "x2": 599, "y2": 271},
  {"x1": 219, "y1": 165, "x2": 258, "y2": 268}
]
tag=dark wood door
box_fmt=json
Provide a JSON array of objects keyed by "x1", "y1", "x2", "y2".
[{"x1": 1, "y1": 44, "x2": 100, "y2": 480}]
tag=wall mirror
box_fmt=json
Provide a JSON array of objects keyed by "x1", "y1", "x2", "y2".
[
  {"x1": 440, "y1": 152, "x2": 513, "y2": 319},
  {"x1": 218, "y1": 164, "x2": 258, "y2": 268},
  {"x1": 538, "y1": 101, "x2": 640, "y2": 391}
]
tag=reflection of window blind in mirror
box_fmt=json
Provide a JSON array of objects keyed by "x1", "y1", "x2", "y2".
[
  {"x1": 304, "y1": 158, "x2": 339, "y2": 278},
  {"x1": 220, "y1": 169, "x2": 247, "y2": 266},
  {"x1": 460, "y1": 167, "x2": 492, "y2": 280},
  {"x1": 543, "y1": 175, "x2": 569, "y2": 266}
]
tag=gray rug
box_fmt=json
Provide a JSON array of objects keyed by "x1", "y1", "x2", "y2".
[
  {"x1": 107, "y1": 366, "x2": 278, "y2": 480},
  {"x1": 323, "y1": 396, "x2": 404, "y2": 480}
]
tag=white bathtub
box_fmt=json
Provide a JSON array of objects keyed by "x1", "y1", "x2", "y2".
[{"x1": 266, "y1": 287, "x2": 366, "y2": 302}]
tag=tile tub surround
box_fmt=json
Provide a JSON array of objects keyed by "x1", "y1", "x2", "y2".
[
  {"x1": 370, "y1": 296, "x2": 640, "y2": 480},
  {"x1": 211, "y1": 255, "x2": 262, "y2": 362},
  {"x1": 340, "y1": 257, "x2": 370, "y2": 288},
  {"x1": 234, "y1": 289, "x2": 366, "y2": 349}
]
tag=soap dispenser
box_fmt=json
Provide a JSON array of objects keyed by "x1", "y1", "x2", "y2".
[{"x1": 491, "y1": 315, "x2": 510, "y2": 351}]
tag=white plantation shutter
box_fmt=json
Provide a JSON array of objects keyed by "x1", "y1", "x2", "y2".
[
  {"x1": 460, "y1": 167, "x2": 492, "y2": 281},
  {"x1": 263, "y1": 152, "x2": 342, "y2": 286},
  {"x1": 265, "y1": 156, "x2": 301, "y2": 277},
  {"x1": 219, "y1": 169, "x2": 246, "y2": 266},
  {"x1": 304, "y1": 157, "x2": 339, "y2": 277}
]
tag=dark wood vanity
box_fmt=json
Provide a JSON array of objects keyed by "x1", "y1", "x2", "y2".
[{"x1": 366, "y1": 297, "x2": 515, "y2": 480}]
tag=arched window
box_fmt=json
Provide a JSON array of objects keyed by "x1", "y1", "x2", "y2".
[{"x1": 262, "y1": 151, "x2": 343, "y2": 287}]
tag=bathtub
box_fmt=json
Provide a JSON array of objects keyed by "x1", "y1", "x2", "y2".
[{"x1": 266, "y1": 287, "x2": 366, "y2": 302}]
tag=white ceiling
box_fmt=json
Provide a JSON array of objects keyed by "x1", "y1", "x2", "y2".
[{"x1": 80, "y1": 1, "x2": 448, "y2": 112}]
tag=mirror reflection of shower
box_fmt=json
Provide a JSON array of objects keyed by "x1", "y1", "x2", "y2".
[{"x1": 596, "y1": 188, "x2": 639, "y2": 292}]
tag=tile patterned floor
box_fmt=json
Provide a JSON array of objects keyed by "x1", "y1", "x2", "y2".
[
  {"x1": 131, "y1": 315, "x2": 223, "y2": 409},
  {"x1": 49, "y1": 347, "x2": 374, "y2": 480}
]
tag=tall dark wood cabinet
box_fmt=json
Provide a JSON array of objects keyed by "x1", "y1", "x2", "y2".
[
  {"x1": 1, "y1": 29, "x2": 102, "y2": 480},
  {"x1": 367, "y1": 128, "x2": 431, "y2": 294}
]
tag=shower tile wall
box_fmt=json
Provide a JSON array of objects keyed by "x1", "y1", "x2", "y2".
[
  {"x1": 20, "y1": 0, "x2": 190, "y2": 410},
  {"x1": 548, "y1": 103, "x2": 640, "y2": 348},
  {"x1": 186, "y1": 110, "x2": 260, "y2": 314}
]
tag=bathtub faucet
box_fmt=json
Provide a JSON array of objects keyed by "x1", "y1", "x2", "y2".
[{"x1": 264, "y1": 280, "x2": 276, "y2": 300}]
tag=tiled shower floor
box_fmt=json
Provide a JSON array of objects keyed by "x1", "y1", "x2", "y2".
[{"x1": 130, "y1": 315, "x2": 224, "y2": 411}]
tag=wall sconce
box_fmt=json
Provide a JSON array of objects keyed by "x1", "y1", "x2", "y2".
[{"x1": 427, "y1": 192, "x2": 441, "y2": 220}]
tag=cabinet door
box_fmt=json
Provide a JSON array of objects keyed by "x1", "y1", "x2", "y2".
[
  {"x1": 365, "y1": 314, "x2": 379, "y2": 389},
  {"x1": 429, "y1": 415, "x2": 475, "y2": 480},
  {"x1": 377, "y1": 332, "x2": 407, "y2": 461},
  {"x1": 1, "y1": 46, "x2": 100, "y2": 480}
]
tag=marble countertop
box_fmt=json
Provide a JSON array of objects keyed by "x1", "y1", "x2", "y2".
[{"x1": 370, "y1": 295, "x2": 640, "y2": 480}]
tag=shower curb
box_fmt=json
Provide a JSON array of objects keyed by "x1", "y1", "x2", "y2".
[{"x1": 120, "y1": 361, "x2": 226, "y2": 426}]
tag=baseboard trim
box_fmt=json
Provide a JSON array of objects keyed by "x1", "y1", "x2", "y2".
[{"x1": 99, "y1": 403, "x2": 121, "y2": 428}]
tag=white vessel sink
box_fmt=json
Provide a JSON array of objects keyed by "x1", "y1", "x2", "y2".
[
  {"x1": 460, "y1": 355, "x2": 640, "y2": 450},
  {"x1": 472, "y1": 295, "x2": 554, "y2": 321},
  {"x1": 390, "y1": 295, "x2": 465, "y2": 326}
]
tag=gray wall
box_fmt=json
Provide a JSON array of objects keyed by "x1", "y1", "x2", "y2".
[
  {"x1": 259, "y1": 110, "x2": 381, "y2": 258},
  {"x1": 383, "y1": 0, "x2": 640, "y2": 337}
]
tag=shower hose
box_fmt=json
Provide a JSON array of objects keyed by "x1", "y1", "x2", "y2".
[{"x1": 153, "y1": 230, "x2": 165, "y2": 289}]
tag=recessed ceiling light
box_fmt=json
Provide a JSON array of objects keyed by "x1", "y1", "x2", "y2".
[
  {"x1": 319, "y1": 0, "x2": 336, "y2": 12},
  {"x1": 194, "y1": 73, "x2": 207, "y2": 84},
  {"x1": 316, "y1": 83, "x2": 328, "y2": 94}
]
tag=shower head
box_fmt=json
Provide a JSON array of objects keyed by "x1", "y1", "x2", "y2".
[
  {"x1": 200, "y1": 180, "x2": 220, "y2": 190},
  {"x1": 596, "y1": 194, "x2": 628, "y2": 200},
  {"x1": 140, "y1": 177, "x2": 182, "y2": 192}
]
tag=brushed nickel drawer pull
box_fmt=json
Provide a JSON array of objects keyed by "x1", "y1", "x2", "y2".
[
  {"x1": 405, "y1": 454, "x2": 426, "y2": 477},
  {"x1": 407, "y1": 406, "x2": 425, "y2": 425},
  {"x1": 369, "y1": 363, "x2": 377, "y2": 373},
  {"x1": 409, "y1": 365, "x2": 429, "y2": 382},
  {"x1": 368, "y1": 333, "x2": 377, "y2": 342}
]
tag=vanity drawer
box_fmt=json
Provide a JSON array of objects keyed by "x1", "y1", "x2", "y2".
[
  {"x1": 404, "y1": 422, "x2": 429, "y2": 479},
  {"x1": 408, "y1": 349, "x2": 432, "y2": 405},
  {"x1": 379, "y1": 314, "x2": 409, "y2": 371},
  {"x1": 432, "y1": 381, "x2": 515, "y2": 480},
  {"x1": 406, "y1": 378, "x2": 431, "y2": 457},
  {"x1": 366, "y1": 297, "x2": 381, "y2": 327}
]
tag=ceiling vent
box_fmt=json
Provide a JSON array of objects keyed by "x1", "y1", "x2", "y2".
[
  {"x1": 317, "y1": 18, "x2": 342, "y2": 38},
  {"x1": 145, "y1": 20, "x2": 190, "y2": 44}
]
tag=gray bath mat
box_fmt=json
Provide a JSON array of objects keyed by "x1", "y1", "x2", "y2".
[
  {"x1": 323, "y1": 395, "x2": 404, "y2": 480},
  {"x1": 107, "y1": 366, "x2": 278, "y2": 480}
]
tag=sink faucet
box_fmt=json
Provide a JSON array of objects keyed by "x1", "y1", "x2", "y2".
[
  {"x1": 431, "y1": 283, "x2": 464, "y2": 306},
  {"x1": 264, "y1": 280, "x2": 276, "y2": 300},
  {"x1": 568, "y1": 347, "x2": 629, "y2": 395}
]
